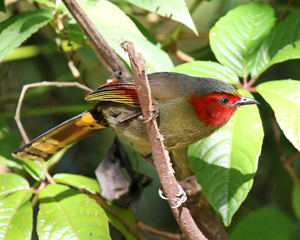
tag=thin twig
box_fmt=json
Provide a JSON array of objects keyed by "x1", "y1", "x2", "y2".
[
  {"x1": 83, "y1": 190, "x2": 146, "y2": 240},
  {"x1": 35, "y1": 161, "x2": 56, "y2": 184},
  {"x1": 284, "y1": 158, "x2": 300, "y2": 193},
  {"x1": 137, "y1": 221, "x2": 183, "y2": 240},
  {"x1": 270, "y1": 115, "x2": 286, "y2": 162},
  {"x1": 14, "y1": 81, "x2": 92, "y2": 144},
  {"x1": 123, "y1": 41, "x2": 207, "y2": 240}
]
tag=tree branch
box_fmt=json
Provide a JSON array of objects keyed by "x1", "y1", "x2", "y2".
[{"x1": 122, "y1": 41, "x2": 207, "y2": 240}]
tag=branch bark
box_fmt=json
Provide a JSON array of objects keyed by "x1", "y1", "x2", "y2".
[{"x1": 123, "y1": 41, "x2": 207, "y2": 240}]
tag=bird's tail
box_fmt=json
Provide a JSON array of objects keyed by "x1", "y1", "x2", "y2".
[{"x1": 12, "y1": 111, "x2": 106, "y2": 162}]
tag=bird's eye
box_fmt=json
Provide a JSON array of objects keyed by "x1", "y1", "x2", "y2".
[{"x1": 219, "y1": 98, "x2": 229, "y2": 105}]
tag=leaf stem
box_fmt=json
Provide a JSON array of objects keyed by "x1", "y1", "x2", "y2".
[
  {"x1": 246, "y1": 87, "x2": 257, "y2": 92},
  {"x1": 247, "y1": 77, "x2": 256, "y2": 87},
  {"x1": 243, "y1": 76, "x2": 247, "y2": 86}
]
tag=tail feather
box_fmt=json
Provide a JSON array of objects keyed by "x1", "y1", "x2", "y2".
[{"x1": 12, "y1": 111, "x2": 105, "y2": 162}]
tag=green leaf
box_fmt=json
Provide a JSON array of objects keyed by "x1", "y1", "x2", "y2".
[
  {"x1": 52, "y1": 174, "x2": 138, "y2": 239},
  {"x1": 292, "y1": 185, "x2": 300, "y2": 223},
  {"x1": 75, "y1": 0, "x2": 144, "y2": 38},
  {"x1": 0, "y1": 0, "x2": 5, "y2": 13},
  {"x1": 0, "y1": 114, "x2": 19, "y2": 159},
  {"x1": 53, "y1": 173, "x2": 100, "y2": 194},
  {"x1": 172, "y1": 61, "x2": 239, "y2": 85},
  {"x1": 0, "y1": 9, "x2": 53, "y2": 61},
  {"x1": 33, "y1": 0, "x2": 56, "y2": 8},
  {"x1": 66, "y1": 1, "x2": 174, "y2": 73},
  {"x1": 230, "y1": 207, "x2": 293, "y2": 240},
  {"x1": 210, "y1": 1, "x2": 275, "y2": 78},
  {"x1": 37, "y1": 184, "x2": 110, "y2": 240},
  {"x1": 22, "y1": 161, "x2": 45, "y2": 181},
  {"x1": 105, "y1": 202, "x2": 137, "y2": 240},
  {"x1": 126, "y1": 0, "x2": 198, "y2": 35},
  {"x1": 0, "y1": 173, "x2": 29, "y2": 197},
  {"x1": 0, "y1": 189, "x2": 33, "y2": 240},
  {"x1": 189, "y1": 90, "x2": 264, "y2": 226},
  {"x1": 0, "y1": 155, "x2": 23, "y2": 169},
  {"x1": 252, "y1": 8, "x2": 300, "y2": 78},
  {"x1": 257, "y1": 80, "x2": 300, "y2": 151}
]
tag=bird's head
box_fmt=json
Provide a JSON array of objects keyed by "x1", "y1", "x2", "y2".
[{"x1": 189, "y1": 82, "x2": 259, "y2": 129}]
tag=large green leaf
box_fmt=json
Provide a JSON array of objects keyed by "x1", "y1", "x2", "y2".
[
  {"x1": 126, "y1": 0, "x2": 198, "y2": 35},
  {"x1": 257, "y1": 80, "x2": 300, "y2": 151},
  {"x1": 172, "y1": 61, "x2": 239, "y2": 86},
  {"x1": 252, "y1": 8, "x2": 300, "y2": 78},
  {"x1": 0, "y1": 156, "x2": 23, "y2": 170},
  {"x1": 53, "y1": 173, "x2": 100, "y2": 194},
  {"x1": 0, "y1": 9, "x2": 53, "y2": 61},
  {"x1": 292, "y1": 185, "x2": 300, "y2": 223},
  {"x1": 189, "y1": 90, "x2": 263, "y2": 226},
  {"x1": 37, "y1": 184, "x2": 110, "y2": 240},
  {"x1": 0, "y1": 189, "x2": 33, "y2": 240},
  {"x1": 79, "y1": 0, "x2": 144, "y2": 38},
  {"x1": 0, "y1": 173, "x2": 29, "y2": 198},
  {"x1": 210, "y1": 1, "x2": 275, "y2": 78},
  {"x1": 230, "y1": 207, "x2": 293, "y2": 240},
  {"x1": 65, "y1": 1, "x2": 174, "y2": 73},
  {"x1": 52, "y1": 174, "x2": 138, "y2": 239}
]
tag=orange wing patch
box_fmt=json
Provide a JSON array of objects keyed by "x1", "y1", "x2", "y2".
[{"x1": 12, "y1": 111, "x2": 105, "y2": 162}]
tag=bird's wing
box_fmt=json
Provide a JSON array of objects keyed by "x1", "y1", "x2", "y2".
[
  {"x1": 85, "y1": 82, "x2": 141, "y2": 107},
  {"x1": 121, "y1": 72, "x2": 184, "y2": 101}
]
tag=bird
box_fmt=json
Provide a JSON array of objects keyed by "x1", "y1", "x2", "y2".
[{"x1": 12, "y1": 72, "x2": 259, "y2": 162}]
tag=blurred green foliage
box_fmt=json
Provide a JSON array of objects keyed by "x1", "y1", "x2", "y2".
[{"x1": 0, "y1": 0, "x2": 300, "y2": 239}]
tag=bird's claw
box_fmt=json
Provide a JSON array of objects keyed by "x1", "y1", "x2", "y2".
[
  {"x1": 118, "y1": 111, "x2": 142, "y2": 123},
  {"x1": 172, "y1": 187, "x2": 187, "y2": 208},
  {"x1": 144, "y1": 106, "x2": 160, "y2": 123},
  {"x1": 158, "y1": 187, "x2": 168, "y2": 200},
  {"x1": 118, "y1": 106, "x2": 159, "y2": 124},
  {"x1": 158, "y1": 186, "x2": 187, "y2": 208}
]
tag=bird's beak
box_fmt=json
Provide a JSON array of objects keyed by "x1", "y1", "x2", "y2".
[{"x1": 232, "y1": 96, "x2": 259, "y2": 107}]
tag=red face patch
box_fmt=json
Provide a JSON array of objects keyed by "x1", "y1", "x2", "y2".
[{"x1": 189, "y1": 93, "x2": 241, "y2": 129}]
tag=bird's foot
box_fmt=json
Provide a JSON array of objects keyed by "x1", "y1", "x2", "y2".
[
  {"x1": 118, "y1": 106, "x2": 159, "y2": 124},
  {"x1": 117, "y1": 111, "x2": 142, "y2": 123},
  {"x1": 158, "y1": 185, "x2": 187, "y2": 208},
  {"x1": 142, "y1": 155, "x2": 155, "y2": 167},
  {"x1": 144, "y1": 106, "x2": 160, "y2": 123}
]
